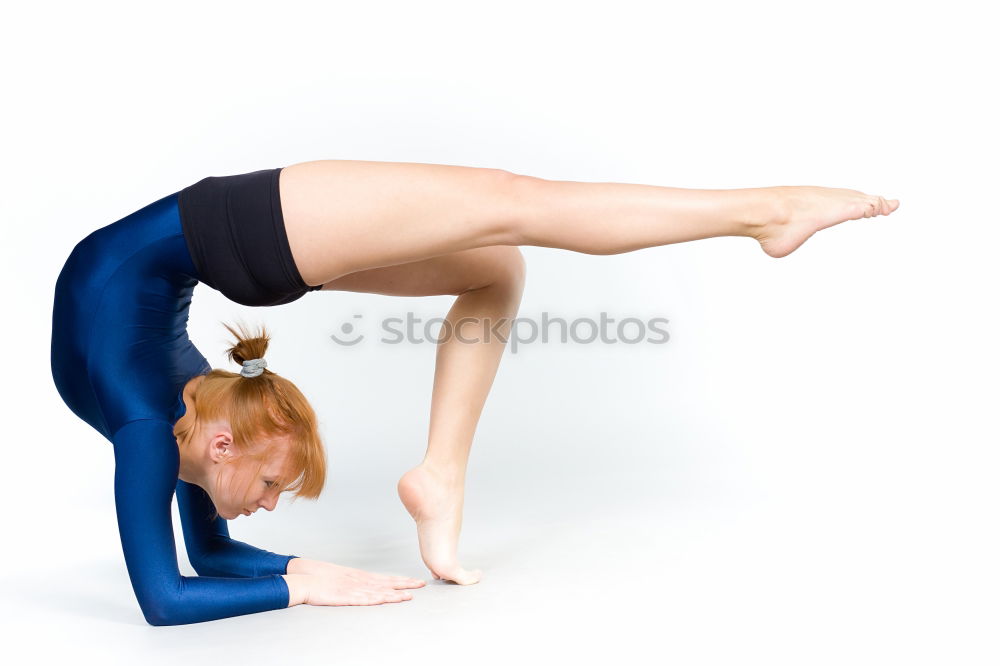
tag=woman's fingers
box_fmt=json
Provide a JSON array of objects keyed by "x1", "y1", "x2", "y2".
[
  {"x1": 344, "y1": 587, "x2": 414, "y2": 606},
  {"x1": 368, "y1": 573, "x2": 427, "y2": 588},
  {"x1": 373, "y1": 578, "x2": 427, "y2": 590},
  {"x1": 366, "y1": 586, "x2": 414, "y2": 604},
  {"x1": 389, "y1": 577, "x2": 426, "y2": 589}
]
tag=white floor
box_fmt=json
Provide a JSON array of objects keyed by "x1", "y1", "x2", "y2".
[{"x1": 5, "y1": 389, "x2": 998, "y2": 664}]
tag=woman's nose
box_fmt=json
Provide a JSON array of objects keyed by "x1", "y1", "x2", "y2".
[{"x1": 259, "y1": 493, "x2": 279, "y2": 511}]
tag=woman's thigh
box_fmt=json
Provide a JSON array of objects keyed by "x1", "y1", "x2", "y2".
[
  {"x1": 279, "y1": 160, "x2": 523, "y2": 286},
  {"x1": 318, "y1": 245, "x2": 525, "y2": 297}
]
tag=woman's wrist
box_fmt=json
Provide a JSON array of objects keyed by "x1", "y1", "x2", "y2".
[
  {"x1": 286, "y1": 556, "x2": 334, "y2": 576},
  {"x1": 281, "y1": 573, "x2": 309, "y2": 607},
  {"x1": 286, "y1": 556, "x2": 304, "y2": 574}
]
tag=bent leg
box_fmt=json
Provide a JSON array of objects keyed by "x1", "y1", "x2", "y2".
[
  {"x1": 321, "y1": 247, "x2": 527, "y2": 584},
  {"x1": 319, "y1": 245, "x2": 522, "y2": 296}
]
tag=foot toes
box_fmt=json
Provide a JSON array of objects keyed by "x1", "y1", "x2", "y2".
[
  {"x1": 432, "y1": 566, "x2": 482, "y2": 585},
  {"x1": 450, "y1": 569, "x2": 482, "y2": 585},
  {"x1": 464, "y1": 568, "x2": 483, "y2": 584}
]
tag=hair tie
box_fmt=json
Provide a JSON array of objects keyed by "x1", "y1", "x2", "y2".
[{"x1": 240, "y1": 358, "x2": 267, "y2": 378}]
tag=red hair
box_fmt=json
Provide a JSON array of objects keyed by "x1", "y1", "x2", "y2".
[{"x1": 173, "y1": 321, "x2": 326, "y2": 517}]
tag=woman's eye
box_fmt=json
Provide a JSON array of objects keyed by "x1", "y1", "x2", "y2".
[{"x1": 264, "y1": 480, "x2": 275, "y2": 488}]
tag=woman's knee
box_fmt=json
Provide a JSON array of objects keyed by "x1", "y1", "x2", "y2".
[
  {"x1": 464, "y1": 246, "x2": 527, "y2": 293},
  {"x1": 501, "y1": 246, "x2": 527, "y2": 285}
]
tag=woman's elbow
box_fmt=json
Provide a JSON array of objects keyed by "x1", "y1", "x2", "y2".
[
  {"x1": 141, "y1": 605, "x2": 182, "y2": 627},
  {"x1": 136, "y1": 590, "x2": 193, "y2": 627}
]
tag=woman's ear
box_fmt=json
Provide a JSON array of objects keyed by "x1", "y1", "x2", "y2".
[{"x1": 208, "y1": 428, "x2": 236, "y2": 463}]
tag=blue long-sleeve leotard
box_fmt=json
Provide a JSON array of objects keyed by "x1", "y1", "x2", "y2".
[{"x1": 50, "y1": 191, "x2": 297, "y2": 626}]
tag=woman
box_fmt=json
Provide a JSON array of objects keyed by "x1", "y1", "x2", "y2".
[{"x1": 50, "y1": 160, "x2": 900, "y2": 625}]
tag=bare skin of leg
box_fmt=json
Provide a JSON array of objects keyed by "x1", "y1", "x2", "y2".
[
  {"x1": 278, "y1": 159, "x2": 901, "y2": 287},
  {"x1": 278, "y1": 159, "x2": 901, "y2": 583},
  {"x1": 318, "y1": 247, "x2": 525, "y2": 584}
]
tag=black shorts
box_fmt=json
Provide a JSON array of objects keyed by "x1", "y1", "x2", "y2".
[{"x1": 177, "y1": 167, "x2": 324, "y2": 307}]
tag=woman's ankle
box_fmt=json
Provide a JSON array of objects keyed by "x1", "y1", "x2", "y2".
[
  {"x1": 413, "y1": 458, "x2": 467, "y2": 487},
  {"x1": 738, "y1": 187, "x2": 787, "y2": 239}
]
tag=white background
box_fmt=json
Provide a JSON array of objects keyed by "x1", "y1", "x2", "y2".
[{"x1": 2, "y1": 0, "x2": 997, "y2": 664}]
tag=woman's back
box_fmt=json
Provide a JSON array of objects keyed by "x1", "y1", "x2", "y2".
[{"x1": 51, "y1": 191, "x2": 211, "y2": 439}]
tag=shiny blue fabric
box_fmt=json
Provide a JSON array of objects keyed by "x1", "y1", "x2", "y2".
[{"x1": 51, "y1": 191, "x2": 296, "y2": 626}]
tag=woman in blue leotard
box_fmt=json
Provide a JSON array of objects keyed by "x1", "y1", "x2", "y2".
[
  {"x1": 51, "y1": 161, "x2": 899, "y2": 625},
  {"x1": 50, "y1": 172, "x2": 425, "y2": 626}
]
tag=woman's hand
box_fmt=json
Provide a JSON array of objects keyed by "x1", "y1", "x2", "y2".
[{"x1": 283, "y1": 557, "x2": 426, "y2": 607}]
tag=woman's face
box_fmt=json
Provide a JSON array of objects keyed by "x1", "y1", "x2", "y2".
[{"x1": 208, "y1": 434, "x2": 293, "y2": 520}]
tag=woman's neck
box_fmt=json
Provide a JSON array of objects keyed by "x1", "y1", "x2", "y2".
[{"x1": 176, "y1": 375, "x2": 207, "y2": 485}]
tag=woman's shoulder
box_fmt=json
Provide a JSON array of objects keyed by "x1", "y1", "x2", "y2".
[{"x1": 98, "y1": 361, "x2": 211, "y2": 441}]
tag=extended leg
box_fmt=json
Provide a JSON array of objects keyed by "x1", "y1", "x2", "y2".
[
  {"x1": 279, "y1": 159, "x2": 901, "y2": 285},
  {"x1": 320, "y1": 246, "x2": 526, "y2": 584}
]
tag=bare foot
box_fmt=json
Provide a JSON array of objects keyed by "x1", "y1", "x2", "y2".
[
  {"x1": 397, "y1": 464, "x2": 482, "y2": 585},
  {"x1": 752, "y1": 186, "x2": 901, "y2": 258}
]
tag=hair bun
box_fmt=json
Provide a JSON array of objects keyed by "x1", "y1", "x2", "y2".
[{"x1": 222, "y1": 321, "x2": 271, "y2": 369}]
